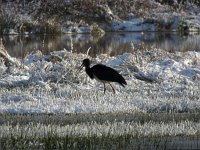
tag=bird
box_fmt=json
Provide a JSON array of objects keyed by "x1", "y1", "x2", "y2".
[{"x1": 78, "y1": 58, "x2": 127, "y2": 94}]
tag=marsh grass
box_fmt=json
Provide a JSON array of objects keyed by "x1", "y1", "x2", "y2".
[
  {"x1": 0, "y1": 113, "x2": 200, "y2": 149},
  {"x1": 1, "y1": 112, "x2": 200, "y2": 125},
  {"x1": 0, "y1": 125, "x2": 200, "y2": 149}
]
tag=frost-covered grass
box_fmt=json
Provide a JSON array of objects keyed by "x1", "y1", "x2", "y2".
[
  {"x1": 0, "y1": 113, "x2": 200, "y2": 149},
  {"x1": 0, "y1": 47, "x2": 200, "y2": 149},
  {"x1": 0, "y1": 47, "x2": 199, "y2": 113}
]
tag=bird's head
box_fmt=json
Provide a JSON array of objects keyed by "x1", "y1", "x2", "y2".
[
  {"x1": 82, "y1": 58, "x2": 90, "y2": 67},
  {"x1": 77, "y1": 58, "x2": 91, "y2": 74}
]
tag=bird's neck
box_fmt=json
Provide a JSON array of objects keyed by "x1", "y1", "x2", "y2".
[
  {"x1": 85, "y1": 67, "x2": 94, "y2": 79},
  {"x1": 85, "y1": 65, "x2": 90, "y2": 70}
]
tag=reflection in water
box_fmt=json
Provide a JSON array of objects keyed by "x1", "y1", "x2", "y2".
[{"x1": 2, "y1": 32, "x2": 200, "y2": 58}]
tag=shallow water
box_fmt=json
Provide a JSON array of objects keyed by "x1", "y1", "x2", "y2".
[{"x1": 1, "y1": 32, "x2": 200, "y2": 58}]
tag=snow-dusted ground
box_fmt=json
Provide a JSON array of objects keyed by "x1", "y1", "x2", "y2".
[{"x1": 0, "y1": 48, "x2": 199, "y2": 114}]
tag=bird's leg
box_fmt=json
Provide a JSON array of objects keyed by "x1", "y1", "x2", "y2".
[
  {"x1": 103, "y1": 83, "x2": 106, "y2": 94},
  {"x1": 109, "y1": 83, "x2": 115, "y2": 94}
]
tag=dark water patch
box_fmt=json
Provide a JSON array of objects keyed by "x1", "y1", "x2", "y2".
[{"x1": 1, "y1": 32, "x2": 200, "y2": 58}]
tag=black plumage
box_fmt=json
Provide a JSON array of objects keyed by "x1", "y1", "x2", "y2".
[{"x1": 78, "y1": 58, "x2": 127, "y2": 93}]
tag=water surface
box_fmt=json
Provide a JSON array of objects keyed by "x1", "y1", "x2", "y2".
[{"x1": 2, "y1": 32, "x2": 200, "y2": 58}]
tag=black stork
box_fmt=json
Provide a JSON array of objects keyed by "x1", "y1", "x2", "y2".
[{"x1": 78, "y1": 58, "x2": 127, "y2": 94}]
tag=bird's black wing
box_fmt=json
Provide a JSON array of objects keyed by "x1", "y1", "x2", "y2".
[{"x1": 92, "y1": 64, "x2": 127, "y2": 86}]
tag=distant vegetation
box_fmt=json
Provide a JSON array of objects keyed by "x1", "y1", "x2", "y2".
[{"x1": 0, "y1": 0, "x2": 200, "y2": 34}]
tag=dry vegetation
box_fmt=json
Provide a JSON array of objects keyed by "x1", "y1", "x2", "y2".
[{"x1": 0, "y1": 0, "x2": 200, "y2": 34}]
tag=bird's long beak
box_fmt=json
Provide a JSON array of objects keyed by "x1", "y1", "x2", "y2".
[{"x1": 76, "y1": 63, "x2": 84, "y2": 74}]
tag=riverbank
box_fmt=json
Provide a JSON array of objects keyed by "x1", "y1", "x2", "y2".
[{"x1": 0, "y1": 0, "x2": 200, "y2": 35}]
